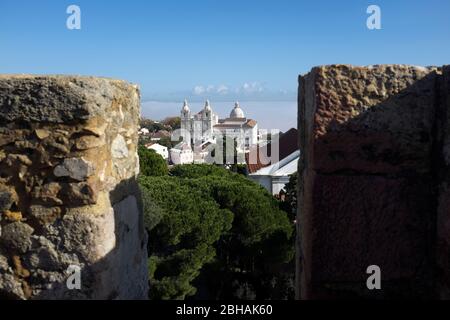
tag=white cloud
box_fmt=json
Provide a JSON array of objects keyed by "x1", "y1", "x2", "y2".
[
  {"x1": 194, "y1": 84, "x2": 229, "y2": 95},
  {"x1": 216, "y1": 84, "x2": 229, "y2": 95},
  {"x1": 241, "y1": 82, "x2": 264, "y2": 94},
  {"x1": 193, "y1": 85, "x2": 205, "y2": 95},
  {"x1": 192, "y1": 82, "x2": 272, "y2": 98}
]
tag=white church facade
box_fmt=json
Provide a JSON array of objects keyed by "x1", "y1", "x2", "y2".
[{"x1": 171, "y1": 100, "x2": 258, "y2": 165}]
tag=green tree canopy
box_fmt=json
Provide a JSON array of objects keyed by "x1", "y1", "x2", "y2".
[
  {"x1": 162, "y1": 116, "x2": 181, "y2": 130},
  {"x1": 181, "y1": 168, "x2": 294, "y2": 299},
  {"x1": 140, "y1": 164, "x2": 294, "y2": 300},
  {"x1": 140, "y1": 118, "x2": 167, "y2": 132},
  {"x1": 140, "y1": 175, "x2": 233, "y2": 299},
  {"x1": 280, "y1": 173, "x2": 298, "y2": 222},
  {"x1": 138, "y1": 146, "x2": 168, "y2": 176}
]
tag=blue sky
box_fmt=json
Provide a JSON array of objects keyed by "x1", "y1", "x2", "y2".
[{"x1": 0, "y1": 0, "x2": 449, "y2": 102}]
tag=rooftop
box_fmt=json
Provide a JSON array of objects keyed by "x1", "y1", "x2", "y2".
[{"x1": 246, "y1": 128, "x2": 298, "y2": 173}]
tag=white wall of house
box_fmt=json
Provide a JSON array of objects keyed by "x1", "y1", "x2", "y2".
[
  {"x1": 248, "y1": 150, "x2": 299, "y2": 195},
  {"x1": 271, "y1": 176, "x2": 291, "y2": 195},
  {"x1": 170, "y1": 148, "x2": 194, "y2": 165},
  {"x1": 139, "y1": 128, "x2": 150, "y2": 135},
  {"x1": 147, "y1": 143, "x2": 168, "y2": 160}
]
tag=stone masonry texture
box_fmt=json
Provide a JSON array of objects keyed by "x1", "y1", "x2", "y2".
[
  {"x1": 297, "y1": 65, "x2": 450, "y2": 299},
  {"x1": 0, "y1": 75, "x2": 148, "y2": 299}
]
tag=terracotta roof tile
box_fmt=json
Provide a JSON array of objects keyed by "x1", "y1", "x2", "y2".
[
  {"x1": 245, "y1": 119, "x2": 257, "y2": 128},
  {"x1": 246, "y1": 128, "x2": 298, "y2": 173}
]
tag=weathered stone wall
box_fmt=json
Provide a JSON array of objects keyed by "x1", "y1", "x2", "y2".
[
  {"x1": 437, "y1": 66, "x2": 450, "y2": 299},
  {"x1": 0, "y1": 76, "x2": 148, "y2": 299},
  {"x1": 297, "y1": 65, "x2": 450, "y2": 299}
]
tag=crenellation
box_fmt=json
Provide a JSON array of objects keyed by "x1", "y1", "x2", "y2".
[
  {"x1": 0, "y1": 75, "x2": 148, "y2": 300},
  {"x1": 298, "y1": 64, "x2": 450, "y2": 299}
]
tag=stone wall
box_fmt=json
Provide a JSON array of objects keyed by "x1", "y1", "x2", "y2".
[
  {"x1": 0, "y1": 76, "x2": 148, "y2": 299},
  {"x1": 437, "y1": 66, "x2": 450, "y2": 299},
  {"x1": 297, "y1": 65, "x2": 450, "y2": 299}
]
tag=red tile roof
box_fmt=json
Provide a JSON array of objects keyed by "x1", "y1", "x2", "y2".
[
  {"x1": 275, "y1": 128, "x2": 298, "y2": 162},
  {"x1": 246, "y1": 145, "x2": 271, "y2": 173},
  {"x1": 246, "y1": 128, "x2": 298, "y2": 173},
  {"x1": 245, "y1": 119, "x2": 257, "y2": 128}
]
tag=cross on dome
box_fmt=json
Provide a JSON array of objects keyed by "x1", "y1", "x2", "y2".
[{"x1": 230, "y1": 101, "x2": 245, "y2": 118}]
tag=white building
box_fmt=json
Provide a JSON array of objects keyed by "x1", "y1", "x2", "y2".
[
  {"x1": 193, "y1": 141, "x2": 213, "y2": 164},
  {"x1": 248, "y1": 150, "x2": 299, "y2": 195},
  {"x1": 138, "y1": 127, "x2": 150, "y2": 135},
  {"x1": 246, "y1": 128, "x2": 298, "y2": 195},
  {"x1": 170, "y1": 142, "x2": 194, "y2": 165},
  {"x1": 145, "y1": 142, "x2": 169, "y2": 160},
  {"x1": 180, "y1": 100, "x2": 258, "y2": 152}
]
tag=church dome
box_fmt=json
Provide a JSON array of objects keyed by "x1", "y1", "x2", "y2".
[
  {"x1": 230, "y1": 102, "x2": 245, "y2": 118},
  {"x1": 181, "y1": 99, "x2": 190, "y2": 113}
]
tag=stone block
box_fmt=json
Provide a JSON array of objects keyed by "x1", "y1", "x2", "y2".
[
  {"x1": 0, "y1": 75, "x2": 148, "y2": 300},
  {"x1": 298, "y1": 65, "x2": 440, "y2": 299}
]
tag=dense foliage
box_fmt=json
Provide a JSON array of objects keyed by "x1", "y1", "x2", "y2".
[
  {"x1": 140, "y1": 116, "x2": 180, "y2": 132},
  {"x1": 280, "y1": 173, "x2": 298, "y2": 222},
  {"x1": 140, "y1": 175, "x2": 233, "y2": 299},
  {"x1": 138, "y1": 146, "x2": 168, "y2": 176},
  {"x1": 139, "y1": 163, "x2": 295, "y2": 300},
  {"x1": 140, "y1": 118, "x2": 166, "y2": 132},
  {"x1": 162, "y1": 116, "x2": 181, "y2": 130}
]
